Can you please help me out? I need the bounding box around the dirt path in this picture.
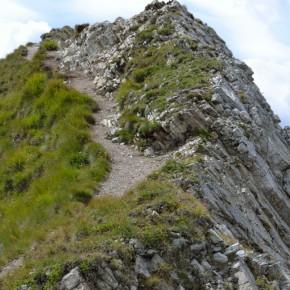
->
[0,258,23,280]
[44,50,166,196]
[68,74,166,196]
[26,44,39,61]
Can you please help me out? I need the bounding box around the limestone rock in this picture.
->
[134,256,150,278]
[208,229,223,244]
[213,253,228,264]
[60,267,89,290]
[225,243,240,256]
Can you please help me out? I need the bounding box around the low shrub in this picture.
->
[42,39,59,51]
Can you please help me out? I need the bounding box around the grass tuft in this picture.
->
[42,40,59,51]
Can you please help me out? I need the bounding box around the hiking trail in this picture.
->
[44,49,166,196]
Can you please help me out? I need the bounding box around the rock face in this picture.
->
[31,229,270,290]
[39,0,290,288]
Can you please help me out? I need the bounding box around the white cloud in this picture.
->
[70,0,153,21]
[0,20,51,58]
[185,0,290,125]
[0,0,37,21]
[0,0,50,58]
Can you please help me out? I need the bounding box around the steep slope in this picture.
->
[56,0,290,287]
[58,0,290,263]
[2,0,290,289]
[0,43,109,278]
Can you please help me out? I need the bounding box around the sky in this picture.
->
[1,0,290,125]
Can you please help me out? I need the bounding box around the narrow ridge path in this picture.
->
[68,73,166,196]
[25,44,39,61]
[1,45,167,281]
[44,49,166,196]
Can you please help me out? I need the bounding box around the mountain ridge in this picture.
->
[1,1,290,289]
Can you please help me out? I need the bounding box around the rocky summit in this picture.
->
[1,0,290,289]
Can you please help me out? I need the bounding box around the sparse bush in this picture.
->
[42,39,59,51]
[136,25,157,43]
[72,190,93,204]
[159,23,174,36]
[132,67,153,83]
[145,275,162,288]
[162,160,187,174]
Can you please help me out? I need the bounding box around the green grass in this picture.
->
[0,46,43,97]
[42,39,58,51]
[136,25,157,43]
[0,45,109,269]
[0,160,209,289]
[117,111,160,146]
[256,276,273,290]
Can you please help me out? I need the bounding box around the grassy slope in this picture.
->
[0,44,109,268]
[2,158,209,289]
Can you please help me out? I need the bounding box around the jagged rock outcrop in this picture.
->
[34,0,290,288]
[54,229,261,290]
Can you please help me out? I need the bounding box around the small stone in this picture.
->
[208,229,223,244]
[213,252,228,264]
[101,119,113,128]
[150,254,164,272]
[170,232,181,238]
[211,93,222,104]
[273,114,281,123]
[212,245,222,253]
[236,250,246,258]
[191,259,205,274]
[232,261,240,270]
[190,242,206,252]
[146,249,157,257]
[135,256,150,278]
[74,283,90,290]
[18,286,30,290]
[144,147,155,157]
[129,239,144,251]
[225,243,240,256]
[237,142,248,154]
[172,237,187,249]
[201,260,212,271]
[239,111,251,123]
